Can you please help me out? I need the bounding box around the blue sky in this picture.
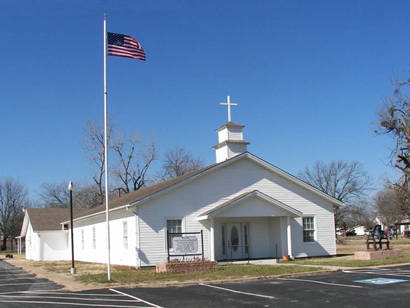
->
[1,0,409,200]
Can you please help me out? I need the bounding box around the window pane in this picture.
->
[222,225,225,255]
[244,225,249,254]
[123,221,128,250]
[92,227,96,249]
[303,217,315,242]
[81,229,84,250]
[167,220,182,233]
[167,219,182,249]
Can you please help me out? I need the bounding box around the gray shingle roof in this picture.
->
[70,163,217,220]
[26,208,88,231]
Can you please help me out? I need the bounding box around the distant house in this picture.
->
[20,119,341,266]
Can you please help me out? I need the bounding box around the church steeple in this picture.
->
[213,96,249,163]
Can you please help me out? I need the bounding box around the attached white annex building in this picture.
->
[20,101,341,266]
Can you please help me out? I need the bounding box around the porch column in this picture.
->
[210,218,215,261]
[287,217,293,258]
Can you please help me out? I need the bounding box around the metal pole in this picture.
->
[103,13,111,281]
[200,230,204,261]
[68,182,76,274]
[167,231,170,262]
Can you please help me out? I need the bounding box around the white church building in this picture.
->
[20,100,341,266]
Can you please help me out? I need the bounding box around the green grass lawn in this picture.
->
[279,237,410,268]
[74,264,323,285]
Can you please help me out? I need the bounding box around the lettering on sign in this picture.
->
[173,236,198,254]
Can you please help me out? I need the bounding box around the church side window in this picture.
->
[303,217,315,242]
[81,229,84,250]
[167,219,182,249]
[221,225,225,256]
[92,227,96,249]
[123,221,128,250]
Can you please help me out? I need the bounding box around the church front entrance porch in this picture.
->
[213,217,286,261]
[197,190,303,261]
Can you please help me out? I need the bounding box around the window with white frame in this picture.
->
[92,227,96,249]
[167,219,182,249]
[81,229,84,250]
[123,221,128,250]
[303,217,315,242]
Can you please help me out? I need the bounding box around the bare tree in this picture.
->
[155,146,203,182]
[111,134,157,193]
[338,203,375,231]
[376,76,410,183]
[299,160,372,229]
[0,179,27,250]
[40,182,102,208]
[131,138,156,191]
[84,120,112,204]
[374,184,407,226]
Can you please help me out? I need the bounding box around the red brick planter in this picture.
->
[354,249,402,260]
[156,260,218,273]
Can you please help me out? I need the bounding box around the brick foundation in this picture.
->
[354,249,402,260]
[156,260,218,273]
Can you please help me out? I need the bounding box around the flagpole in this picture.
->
[103,13,111,281]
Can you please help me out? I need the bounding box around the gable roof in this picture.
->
[23,208,88,232]
[66,152,343,223]
[198,190,303,219]
[62,163,217,223]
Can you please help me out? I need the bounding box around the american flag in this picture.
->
[107,32,146,61]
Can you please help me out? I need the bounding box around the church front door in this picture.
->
[223,223,249,260]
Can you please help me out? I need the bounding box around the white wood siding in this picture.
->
[25,222,69,261]
[39,231,70,261]
[217,129,229,143]
[136,157,335,265]
[50,156,336,266]
[72,209,137,266]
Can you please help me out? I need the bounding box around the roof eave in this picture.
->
[60,204,132,224]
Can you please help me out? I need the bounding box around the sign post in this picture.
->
[167,230,204,261]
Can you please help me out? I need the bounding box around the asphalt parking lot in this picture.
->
[116,265,410,307]
[0,260,160,308]
[1,259,410,307]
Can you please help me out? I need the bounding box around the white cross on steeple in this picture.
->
[219,95,238,122]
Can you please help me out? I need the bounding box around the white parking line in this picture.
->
[277,278,363,288]
[0,290,61,295]
[0,273,34,277]
[0,282,53,287]
[343,270,410,278]
[199,283,275,299]
[0,277,37,281]
[0,300,151,307]
[110,288,163,308]
[0,294,138,302]
[15,290,124,296]
[0,271,24,273]
[366,269,410,274]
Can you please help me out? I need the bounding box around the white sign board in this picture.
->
[172,236,199,254]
